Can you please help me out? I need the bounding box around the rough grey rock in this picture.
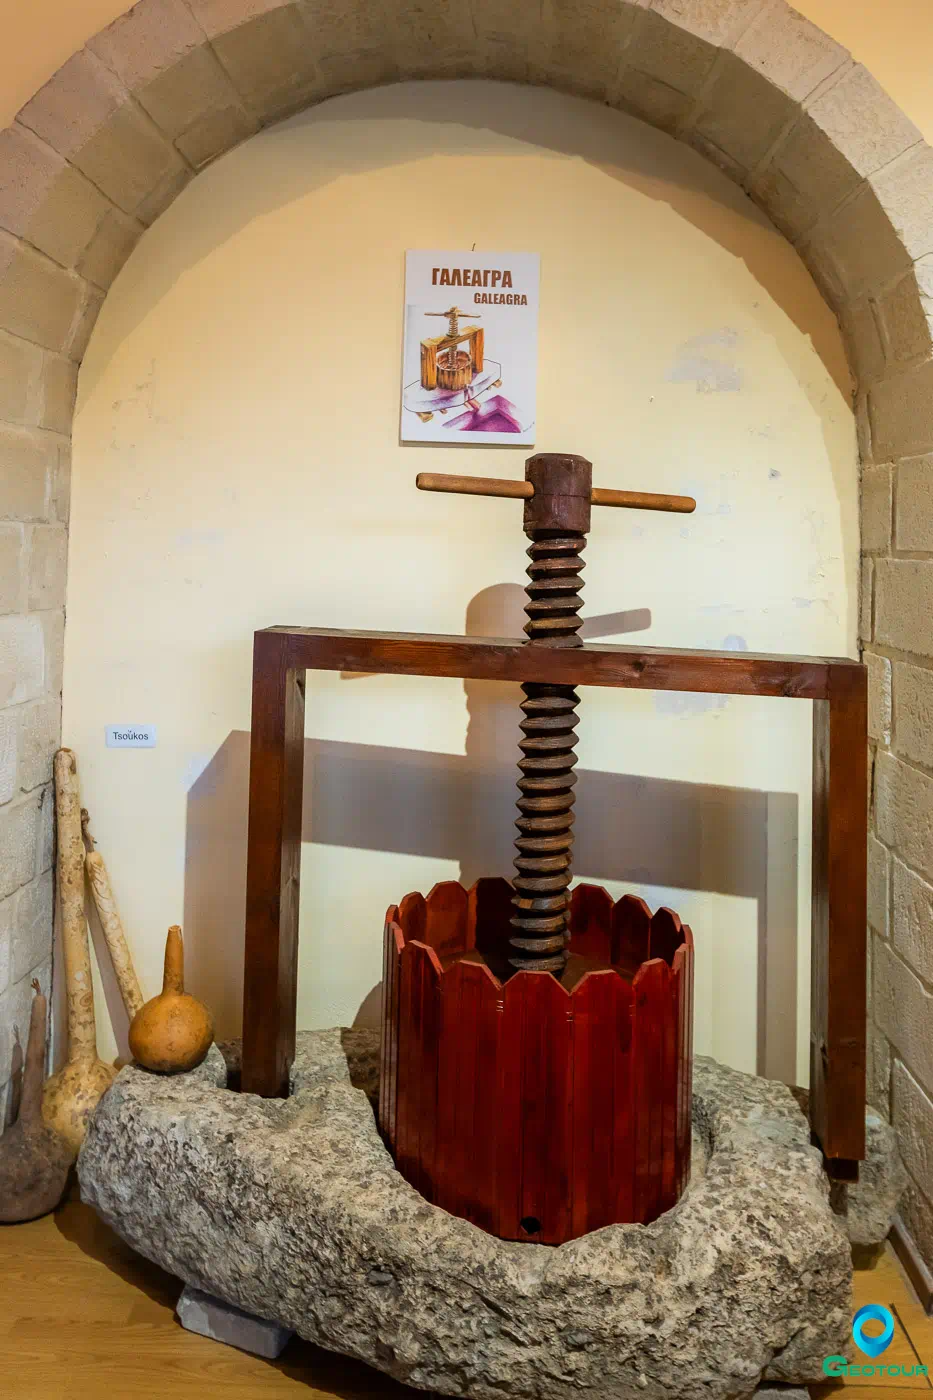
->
[845,1110,908,1247]
[790,1086,906,1247]
[177,1283,294,1357]
[79,1031,851,1400]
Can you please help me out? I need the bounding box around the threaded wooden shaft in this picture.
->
[509,531,585,971]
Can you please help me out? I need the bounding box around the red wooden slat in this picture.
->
[612,972,636,1225]
[379,911,389,1137]
[632,959,667,1223]
[659,958,679,1213]
[378,907,396,1138]
[384,922,404,1149]
[570,970,594,1241]
[683,925,695,1192]
[542,971,575,1245]
[458,959,501,1232]
[398,890,427,945]
[415,942,441,1200]
[571,970,624,1236]
[395,941,441,1195]
[519,971,573,1244]
[649,906,683,966]
[496,970,526,1239]
[675,945,687,1198]
[435,954,464,1219]
[612,893,652,975]
[569,884,614,964]
[425,881,469,958]
[447,959,479,1221]
[470,876,513,959]
[391,924,404,1148]
[652,960,674,1220]
[394,940,418,1182]
[673,938,690,1197]
[518,971,550,1242]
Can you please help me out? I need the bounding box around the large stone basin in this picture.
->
[79,1029,862,1400]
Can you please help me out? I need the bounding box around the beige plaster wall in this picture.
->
[62,81,857,1086]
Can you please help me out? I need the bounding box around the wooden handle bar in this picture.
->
[591,487,695,513]
[415,472,695,514]
[418,472,531,500]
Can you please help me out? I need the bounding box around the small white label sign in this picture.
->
[106,724,157,749]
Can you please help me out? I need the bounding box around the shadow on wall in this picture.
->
[183,584,799,1083]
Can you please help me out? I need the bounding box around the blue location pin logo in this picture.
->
[852,1305,895,1358]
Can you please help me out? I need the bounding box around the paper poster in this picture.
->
[400,250,539,445]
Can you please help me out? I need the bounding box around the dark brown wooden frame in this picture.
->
[241,626,868,1174]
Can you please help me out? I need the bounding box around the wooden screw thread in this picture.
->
[521,533,586,648]
[509,530,585,971]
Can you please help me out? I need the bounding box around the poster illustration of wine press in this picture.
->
[401,250,540,445]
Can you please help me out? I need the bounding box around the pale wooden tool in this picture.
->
[82,810,145,1020]
[42,750,116,1154]
[415,471,696,514]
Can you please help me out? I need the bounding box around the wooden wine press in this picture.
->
[420,306,484,393]
[240,449,869,1230]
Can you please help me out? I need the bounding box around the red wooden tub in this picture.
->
[379,878,693,1245]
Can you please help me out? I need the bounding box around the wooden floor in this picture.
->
[2,1189,931,1400]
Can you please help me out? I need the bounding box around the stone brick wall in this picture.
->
[0,0,932,1266]
[0,306,69,1124]
[865,489,933,1261]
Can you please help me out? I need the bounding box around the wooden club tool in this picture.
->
[42,750,117,1154]
[417,455,695,974]
[81,810,145,1021]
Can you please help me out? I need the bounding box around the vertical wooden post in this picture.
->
[810,663,868,1174]
[421,341,438,390]
[242,631,305,1097]
[470,326,484,375]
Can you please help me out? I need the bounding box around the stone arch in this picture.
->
[0,0,929,1245]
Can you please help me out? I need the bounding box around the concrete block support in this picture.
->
[176,1285,294,1358]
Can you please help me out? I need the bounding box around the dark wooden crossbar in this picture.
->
[241,626,867,1176]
